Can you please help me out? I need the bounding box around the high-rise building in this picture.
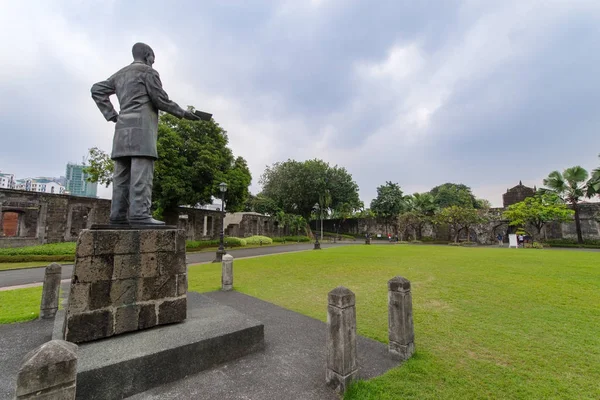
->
[65,163,98,198]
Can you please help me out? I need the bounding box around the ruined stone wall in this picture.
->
[0,189,110,248]
[314,203,600,244]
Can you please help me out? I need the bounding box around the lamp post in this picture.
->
[314,203,321,250]
[214,182,228,263]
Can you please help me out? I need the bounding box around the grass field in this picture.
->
[0,286,42,324]
[187,246,600,400]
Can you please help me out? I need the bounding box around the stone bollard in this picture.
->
[222,254,234,291]
[40,263,62,319]
[15,340,78,400]
[326,286,358,394]
[388,276,415,361]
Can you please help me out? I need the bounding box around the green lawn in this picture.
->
[187,246,600,400]
[0,286,42,323]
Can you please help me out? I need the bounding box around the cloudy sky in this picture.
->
[2,0,600,207]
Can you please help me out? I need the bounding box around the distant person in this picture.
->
[497,233,503,247]
[518,234,524,248]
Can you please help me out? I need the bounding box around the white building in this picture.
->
[0,172,15,189]
[15,178,65,194]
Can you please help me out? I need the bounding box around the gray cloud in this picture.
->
[1,0,599,206]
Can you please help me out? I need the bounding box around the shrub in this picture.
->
[186,240,221,251]
[245,236,273,245]
[410,240,423,244]
[272,236,310,243]
[224,237,247,247]
[542,238,600,248]
[0,255,74,263]
[0,242,76,256]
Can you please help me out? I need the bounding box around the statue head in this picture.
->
[132,42,155,67]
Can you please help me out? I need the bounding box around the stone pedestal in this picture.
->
[388,276,415,361]
[326,286,358,394]
[62,228,187,343]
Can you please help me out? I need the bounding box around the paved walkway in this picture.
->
[0,242,358,289]
[0,291,399,400]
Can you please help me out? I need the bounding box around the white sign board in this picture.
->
[508,234,518,248]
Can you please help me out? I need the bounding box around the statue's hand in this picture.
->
[183,111,201,121]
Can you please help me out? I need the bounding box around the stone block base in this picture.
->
[53,292,264,400]
[389,341,415,361]
[326,368,358,394]
[62,228,187,343]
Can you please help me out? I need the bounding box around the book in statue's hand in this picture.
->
[194,110,213,121]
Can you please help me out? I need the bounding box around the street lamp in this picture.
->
[214,182,228,262]
[313,203,321,250]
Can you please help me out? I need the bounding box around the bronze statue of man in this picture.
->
[91,42,200,225]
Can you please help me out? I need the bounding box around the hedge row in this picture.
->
[272,236,311,243]
[0,242,77,256]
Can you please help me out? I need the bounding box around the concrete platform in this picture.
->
[54,292,264,400]
[129,291,400,400]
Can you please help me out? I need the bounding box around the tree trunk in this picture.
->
[573,203,584,244]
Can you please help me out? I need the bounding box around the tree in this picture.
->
[586,154,600,199]
[435,206,486,243]
[429,183,479,209]
[83,147,114,187]
[403,192,437,239]
[85,113,251,219]
[542,166,589,244]
[259,159,361,225]
[370,182,405,234]
[503,194,574,242]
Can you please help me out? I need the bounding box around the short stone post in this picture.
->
[326,286,358,394]
[388,276,415,361]
[40,263,62,319]
[15,340,78,399]
[222,254,233,291]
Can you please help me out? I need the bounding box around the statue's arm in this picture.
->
[91,79,118,122]
[144,69,186,118]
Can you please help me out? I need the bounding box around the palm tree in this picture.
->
[403,192,438,239]
[586,154,600,199]
[542,166,589,244]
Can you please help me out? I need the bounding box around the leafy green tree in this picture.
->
[370,182,406,233]
[430,183,479,209]
[259,159,361,224]
[435,205,486,243]
[542,166,589,244]
[85,113,251,219]
[503,194,574,242]
[83,147,114,187]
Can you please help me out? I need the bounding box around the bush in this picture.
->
[272,236,311,243]
[447,241,477,247]
[410,240,423,244]
[245,236,273,245]
[186,237,246,251]
[542,238,600,248]
[529,242,544,249]
[224,237,247,247]
[0,242,76,256]
[186,240,221,251]
[0,255,74,263]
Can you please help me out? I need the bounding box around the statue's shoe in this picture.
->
[129,218,166,225]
